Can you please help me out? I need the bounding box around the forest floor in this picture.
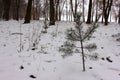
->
[0,20,120,80]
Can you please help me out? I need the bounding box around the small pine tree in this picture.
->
[59,41,75,58]
[60,13,98,71]
[42,18,49,33]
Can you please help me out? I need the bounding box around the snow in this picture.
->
[0,20,120,80]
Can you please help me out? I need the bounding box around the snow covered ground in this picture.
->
[0,20,120,80]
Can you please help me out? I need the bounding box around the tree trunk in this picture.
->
[91,1,95,22]
[32,0,35,20]
[70,0,74,16]
[49,0,55,25]
[118,4,120,24]
[0,0,3,19]
[95,0,98,22]
[80,40,85,71]
[13,0,20,20]
[82,0,85,22]
[74,0,78,16]
[24,0,32,23]
[58,6,61,21]
[66,0,68,21]
[103,0,113,25]
[86,0,92,24]
[102,14,104,23]
[55,0,60,21]
[70,0,78,21]
[104,15,108,25]
[16,0,20,20]
[79,23,85,71]
[3,0,11,21]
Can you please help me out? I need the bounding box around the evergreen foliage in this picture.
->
[59,41,75,58]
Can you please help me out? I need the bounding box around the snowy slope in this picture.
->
[0,20,120,80]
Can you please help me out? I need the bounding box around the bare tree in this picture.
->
[82,0,85,22]
[2,0,11,21]
[35,0,41,20]
[70,0,79,21]
[95,0,98,22]
[86,0,92,24]
[119,4,120,24]
[0,0,3,19]
[103,0,113,25]
[32,0,35,20]
[24,0,33,23]
[91,0,95,22]
[58,0,66,21]
[42,0,49,20]
[11,0,20,20]
[49,0,55,25]
[55,0,60,21]
[32,0,40,20]
[16,0,20,20]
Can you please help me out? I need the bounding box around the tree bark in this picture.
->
[24,0,32,23]
[0,0,3,19]
[16,0,20,20]
[3,0,11,21]
[86,0,92,24]
[49,0,55,25]
[95,0,98,22]
[70,0,74,15]
[82,0,85,22]
[118,4,120,24]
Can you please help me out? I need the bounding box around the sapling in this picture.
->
[61,13,98,71]
[19,20,23,52]
[29,23,42,51]
[42,18,49,33]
